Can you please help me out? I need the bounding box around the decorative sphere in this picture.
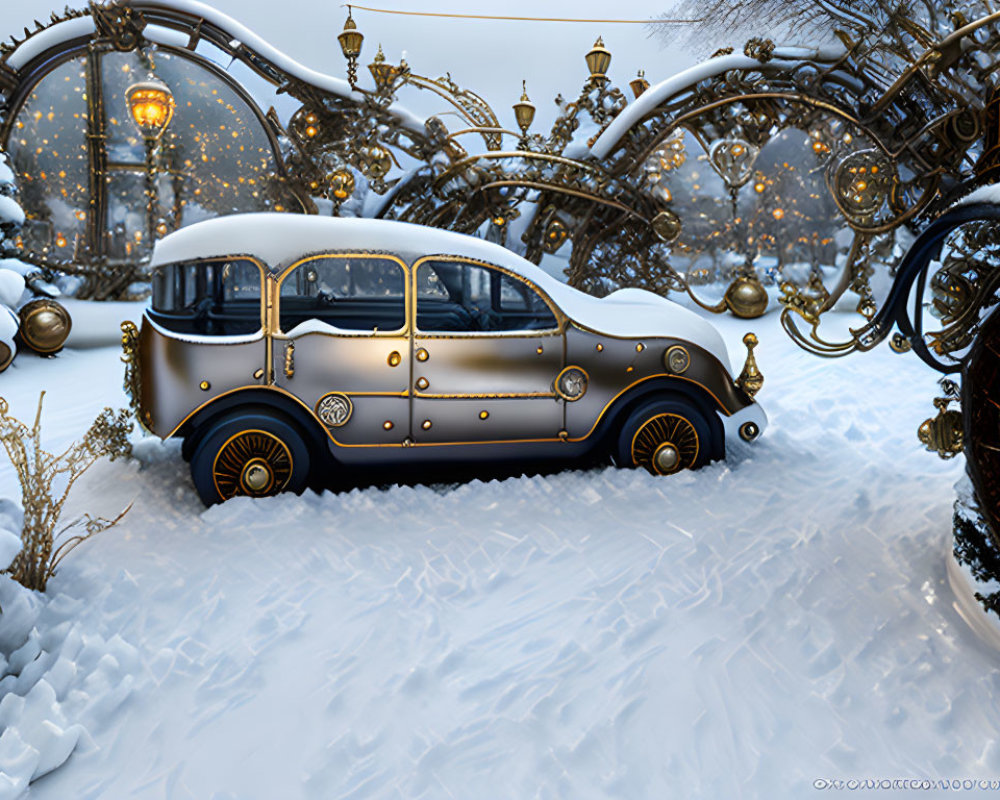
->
[724,277,768,319]
[19,299,72,354]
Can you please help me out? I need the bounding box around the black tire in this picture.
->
[189,410,312,505]
[614,398,721,475]
[181,433,197,463]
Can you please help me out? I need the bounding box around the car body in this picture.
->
[123,213,766,504]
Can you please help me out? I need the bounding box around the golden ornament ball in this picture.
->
[724,277,768,319]
[19,298,72,354]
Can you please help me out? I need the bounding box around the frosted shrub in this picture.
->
[0,392,133,592]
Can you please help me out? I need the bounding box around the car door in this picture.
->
[410,256,565,445]
[271,253,411,447]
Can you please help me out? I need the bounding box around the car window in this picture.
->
[150,258,262,335]
[415,260,557,333]
[280,256,405,333]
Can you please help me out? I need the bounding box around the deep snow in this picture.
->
[0,306,995,798]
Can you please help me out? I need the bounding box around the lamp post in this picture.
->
[126,76,175,247]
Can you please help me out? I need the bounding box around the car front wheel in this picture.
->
[189,410,312,505]
[614,399,719,475]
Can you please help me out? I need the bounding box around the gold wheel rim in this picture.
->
[631,413,699,475]
[212,430,293,499]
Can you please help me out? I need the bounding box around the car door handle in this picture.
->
[284,341,295,379]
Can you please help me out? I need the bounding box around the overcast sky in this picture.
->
[0,0,743,129]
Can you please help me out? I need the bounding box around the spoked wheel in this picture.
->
[630,413,700,475]
[213,430,293,498]
[189,410,311,505]
[615,399,721,475]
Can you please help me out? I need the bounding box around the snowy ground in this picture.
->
[0,306,998,798]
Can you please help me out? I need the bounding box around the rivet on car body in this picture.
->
[636,343,645,353]
[536,346,543,354]
[387,350,402,367]
[558,429,569,440]
[416,377,429,390]
[479,411,489,420]
[596,343,604,352]
[416,348,429,362]
[422,420,432,430]
[383,420,394,430]
[626,366,634,373]
[199,380,210,390]
[253,368,264,380]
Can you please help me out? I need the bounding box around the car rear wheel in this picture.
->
[189,410,311,505]
[614,399,719,475]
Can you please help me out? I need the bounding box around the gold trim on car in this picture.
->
[566,372,733,444]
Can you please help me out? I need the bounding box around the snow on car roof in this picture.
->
[153,212,550,275]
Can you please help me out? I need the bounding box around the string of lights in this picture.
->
[341,4,703,25]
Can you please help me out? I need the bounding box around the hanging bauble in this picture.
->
[651,210,682,243]
[708,138,760,189]
[542,218,569,253]
[832,149,894,221]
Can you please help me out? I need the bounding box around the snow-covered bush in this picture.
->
[0,394,133,592]
[0,151,27,369]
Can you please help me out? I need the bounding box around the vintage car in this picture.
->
[122,213,766,505]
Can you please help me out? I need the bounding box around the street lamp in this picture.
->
[126,76,175,247]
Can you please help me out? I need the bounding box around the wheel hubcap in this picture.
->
[241,459,274,494]
[653,442,681,474]
[631,413,700,475]
[213,430,293,499]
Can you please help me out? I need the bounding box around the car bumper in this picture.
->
[719,402,768,450]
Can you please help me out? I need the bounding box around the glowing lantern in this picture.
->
[338,11,364,59]
[126,78,175,140]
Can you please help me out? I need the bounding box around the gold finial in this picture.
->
[373,43,385,63]
[736,332,763,398]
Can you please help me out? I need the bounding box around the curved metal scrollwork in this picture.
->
[1,0,1000,346]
